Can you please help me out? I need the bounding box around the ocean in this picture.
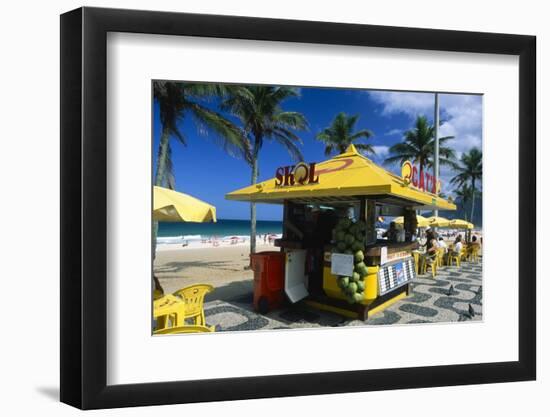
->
[157,219,282,244]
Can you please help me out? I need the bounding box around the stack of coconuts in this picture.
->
[332,217,368,304]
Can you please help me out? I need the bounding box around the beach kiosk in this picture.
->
[226,145,456,320]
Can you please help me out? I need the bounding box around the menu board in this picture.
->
[331,253,354,276]
[378,257,416,295]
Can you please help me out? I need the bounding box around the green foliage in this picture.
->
[451,147,483,223]
[221,85,308,253]
[153,82,248,188]
[384,115,456,174]
[316,112,375,156]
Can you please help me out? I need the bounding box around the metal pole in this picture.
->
[434,93,440,217]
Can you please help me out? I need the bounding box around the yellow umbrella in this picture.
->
[394,215,430,228]
[153,186,217,223]
[449,219,474,229]
[426,216,451,227]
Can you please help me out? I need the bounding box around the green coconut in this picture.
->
[338,276,350,289]
[336,241,346,252]
[339,218,352,229]
[357,280,365,292]
[353,292,364,303]
[351,272,361,282]
[354,250,364,263]
[351,241,363,252]
[347,282,358,294]
[346,293,356,304]
[355,262,368,277]
[335,230,346,241]
[344,234,355,245]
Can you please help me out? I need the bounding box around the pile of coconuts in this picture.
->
[332,217,368,304]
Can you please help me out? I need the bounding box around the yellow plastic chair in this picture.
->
[420,255,437,278]
[412,251,420,275]
[436,248,446,268]
[154,294,187,330]
[460,247,468,262]
[173,284,214,326]
[468,245,481,262]
[154,325,214,335]
[449,250,461,267]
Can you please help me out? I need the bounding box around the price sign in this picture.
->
[331,253,354,276]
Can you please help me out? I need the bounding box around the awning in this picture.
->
[226,145,456,211]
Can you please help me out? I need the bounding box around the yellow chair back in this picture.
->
[173,284,214,326]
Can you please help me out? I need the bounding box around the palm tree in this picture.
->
[384,115,456,176]
[451,147,483,223]
[152,82,248,275]
[153,81,246,188]
[316,112,375,156]
[222,86,308,253]
[454,184,473,221]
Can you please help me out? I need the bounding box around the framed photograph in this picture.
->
[60,6,536,410]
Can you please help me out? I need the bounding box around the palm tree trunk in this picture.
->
[154,127,170,187]
[470,179,476,225]
[250,157,258,254]
[152,127,170,263]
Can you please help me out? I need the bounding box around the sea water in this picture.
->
[157,219,282,244]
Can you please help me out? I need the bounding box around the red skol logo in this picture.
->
[274,162,320,187]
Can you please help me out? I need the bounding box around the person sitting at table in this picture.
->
[424,230,438,266]
[450,235,463,257]
[382,222,398,242]
[437,237,448,251]
[468,235,481,255]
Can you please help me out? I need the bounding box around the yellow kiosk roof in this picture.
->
[226,145,456,211]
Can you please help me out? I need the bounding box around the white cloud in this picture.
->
[369,91,483,195]
[384,128,402,136]
[372,145,389,156]
[370,91,434,117]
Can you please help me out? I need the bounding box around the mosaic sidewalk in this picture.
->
[203,260,483,331]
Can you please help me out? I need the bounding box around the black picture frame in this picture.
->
[60,6,536,410]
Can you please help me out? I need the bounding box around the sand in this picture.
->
[154,243,275,301]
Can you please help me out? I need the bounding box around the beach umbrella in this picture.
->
[394,215,430,228]
[426,216,451,228]
[449,219,474,229]
[153,186,217,223]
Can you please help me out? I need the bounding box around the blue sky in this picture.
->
[153,87,482,221]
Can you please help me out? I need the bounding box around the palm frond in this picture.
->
[271,132,304,162]
[354,143,376,155]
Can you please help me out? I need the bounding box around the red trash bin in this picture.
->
[249,251,286,314]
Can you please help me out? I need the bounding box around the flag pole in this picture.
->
[434,92,440,217]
